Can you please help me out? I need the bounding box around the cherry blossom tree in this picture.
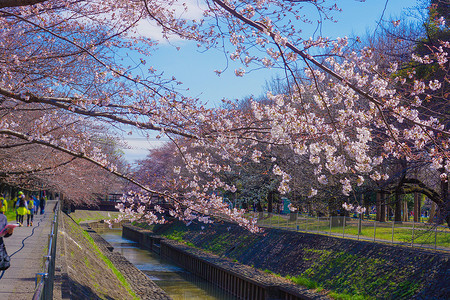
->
[0,100,127,203]
[0,0,448,230]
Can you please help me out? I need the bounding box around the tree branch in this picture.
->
[0,0,48,8]
[212,0,450,141]
[0,85,199,140]
[0,156,77,176]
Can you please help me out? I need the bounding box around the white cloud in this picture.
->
[121,137,167,163]
[133,0,207,43]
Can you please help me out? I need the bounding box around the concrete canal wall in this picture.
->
[123,224,327,300]
[150,220,450,300]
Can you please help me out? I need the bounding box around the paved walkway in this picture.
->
[0,200,57,300]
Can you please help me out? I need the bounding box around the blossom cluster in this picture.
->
[342,202,366,214]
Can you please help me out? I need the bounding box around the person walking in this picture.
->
[0,196,7,215]
[15,192,25,223]
[26,196,34,227]
[33,195,40,215]
[16,193,28,227]
[39,195,46,215]
[0,204,14,271]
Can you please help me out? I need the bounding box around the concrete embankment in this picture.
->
[53,213,170,300]
[147,220,449,300]
[123,224,329,300]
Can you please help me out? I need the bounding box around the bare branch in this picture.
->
[0,0,48,9]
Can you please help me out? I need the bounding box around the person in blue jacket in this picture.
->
[39,196,46,215]
[33,196,40,215]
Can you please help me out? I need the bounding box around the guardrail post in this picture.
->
[43,255,51,265]
[35,272,48,287]
[329,216,332,236]
[391,221,395,244]
[435,226,438,251]
[373,221,376,242]
[358,218,361,240]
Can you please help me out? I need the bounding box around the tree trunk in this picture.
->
[402,199,409,222]
[256,201,263,212]
[428,202,437,223]
[290,212,297,221]
[380,193,386,222]
[365,202,370,219]
[414,192,421,222]
[267,192,273,214]
[259,211,264,220]
[394,192,402,222]
[440,201,450,227]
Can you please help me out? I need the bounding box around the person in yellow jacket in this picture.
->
[16,192,27,227]
[0,196,7,214]
[26,196,35,226]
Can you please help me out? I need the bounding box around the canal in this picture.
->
[97,228,235,300]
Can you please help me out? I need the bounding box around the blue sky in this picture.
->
[121,0,421,163]
[148,0,420,105]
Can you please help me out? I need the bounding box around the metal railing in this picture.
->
[253,211,449,252]
[32,201,59,300]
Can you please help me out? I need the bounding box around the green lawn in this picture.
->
[4,209,17,222]
[69,210,120,224]
[255,213,450,249]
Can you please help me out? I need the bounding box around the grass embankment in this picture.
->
[62,213,139,299]
[284,249,420,300]
[142,221,435,300]
[155,224,358,298]
[80,228,139,300]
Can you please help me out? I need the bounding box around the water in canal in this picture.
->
[98,228,235,300]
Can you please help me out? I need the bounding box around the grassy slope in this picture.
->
[61,213,138,299]
[147,221,448,300]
